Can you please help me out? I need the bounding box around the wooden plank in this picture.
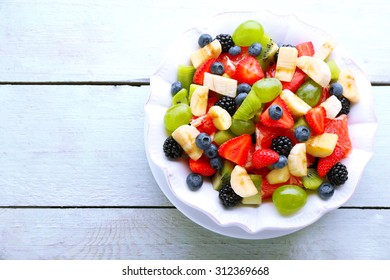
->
[0,0,388,83]
[0,85,386,206]
[0,208,389,259]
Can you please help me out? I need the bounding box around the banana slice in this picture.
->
[172,125,202,161]
[208,105,232,130]
[230,165,258,197]
[280,89,311,117]
[190,85,209,116]
[266,166,290,184]
[296,56,331,87]
[287,143,307,177]
[313,40,336,61]
[190,40,222,69]
[275,47,298,82]
[320,95,342,119]
[203,72,237,98]
[338,69,360,103]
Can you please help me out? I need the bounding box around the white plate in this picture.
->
[145,10,377,239]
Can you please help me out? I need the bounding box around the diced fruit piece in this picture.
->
[172,88,189,105]
[338,69,360,103]
[324,115,352,154]
[275,47,298,82]
[296,80,322,107]
[164,103,193,134]
[216,53,236,77]
[296,41,315,57]
[213,130,235,145]
[317,144,346,177]
[177,65,196,90]
[252,77,282,103]
[320,95,342,119]
[232,20,264,46]
[193,58,216,85]
[208,105,232,130]
[241,174,262,205]
[257,35,279,70]
[190,39,222,69]
[266,64,307,93]
[190,85,209,116]
[280,89,311,117]
[230,118,256,136]
[287,143,307,177]
[218,134,252,166]
[296,56,331,87]
[306,133,338,157]
[189,155,216,177]
[313,40,336,61]
[327,60,341,80]
[273,185,307,215]
[211,159,235,190]
[252,149,279,169]
[266,166,290,184]
[230,165,259,197]
[302,168,323,190]
[233,89,262,121]
[190,114,217,135]
[203,72,237,97]
[305,106,326,135]
[260,97,294,129]
[233,56,264,85]
[172,125,202,161]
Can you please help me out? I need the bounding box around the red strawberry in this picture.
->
[251,149,279,169]
[317,86,330,106]
[216,54,236,77]
[255,123,296,150]
[317,145,346,177]
[296,41,315,57]
[233,56,264,85]
[193,58,216,85]
[259,97,294,129]
[189,155,216,177]
[265,64,306,93]
[218,134,252,166]
[207,91,219,111]
[305,106,326,135]
[190,114,217,135]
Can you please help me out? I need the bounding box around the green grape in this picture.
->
[232,20,264,46]
[230,118,256,136]
[171,88,189,105]
[272,185,307,215]
[326,60,341,81]
[163,103,192,134]
[233,90,263,121]
[296,80,322,107]
[252,78,282,103]
[213,130,236,146]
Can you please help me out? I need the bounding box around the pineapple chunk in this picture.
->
[306,133,338,157]
[266,166,290,184]
[275,47,298,82]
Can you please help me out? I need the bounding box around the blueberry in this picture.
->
[210,157,223,171]
[272,155,288,169]
[198,34,213,48]
[171,81,182,96]
[204,144,218,158]
[237,83,251,94]
[329,82,343,98]
[195,133,212,150]
[318,182,335,199]
[235,92,247,106]
[268,105,283,120]
[186,173,203,191]
[294,126,311,142]
[210,62,224,75]
[248,42,262,57]
[228,45,241,56]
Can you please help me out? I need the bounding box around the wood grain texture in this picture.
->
[0,208,389,260]
[0,85,386,207]
[0,0,388,83]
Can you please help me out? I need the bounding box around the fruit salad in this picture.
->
[162,19,359,215]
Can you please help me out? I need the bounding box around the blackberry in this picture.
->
[215,96,236,116]
[271,136,293,157]
[215,34,235,53]
[337,96,351,116]
[327,162,348,186]
[219,183,241,208]
[163,136,183,159]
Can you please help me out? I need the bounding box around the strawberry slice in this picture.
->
[252,149,279,169]
[255,123,296,150]
[259,97,294,129]
[190,114,217,135]
[265,64,306,93]
[233,56,264,85]
[317,144,346,177]
[218,134,252,166]
[296,41,315,57]
[216,54,236,77]
[189,155,216,177]
[193,58,216,85]
[305,106,326,135]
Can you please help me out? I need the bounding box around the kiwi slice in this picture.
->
[212,160,235,191]
[242,174,262,205]
[172,88,189,105]
[257,34,279,71]
[326,60,341,81]
[177,65,196,90]
[213,130,236,146]
[233,90,263,121]
[302,168,323,190]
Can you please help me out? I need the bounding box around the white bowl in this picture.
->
[145,10,377,239]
